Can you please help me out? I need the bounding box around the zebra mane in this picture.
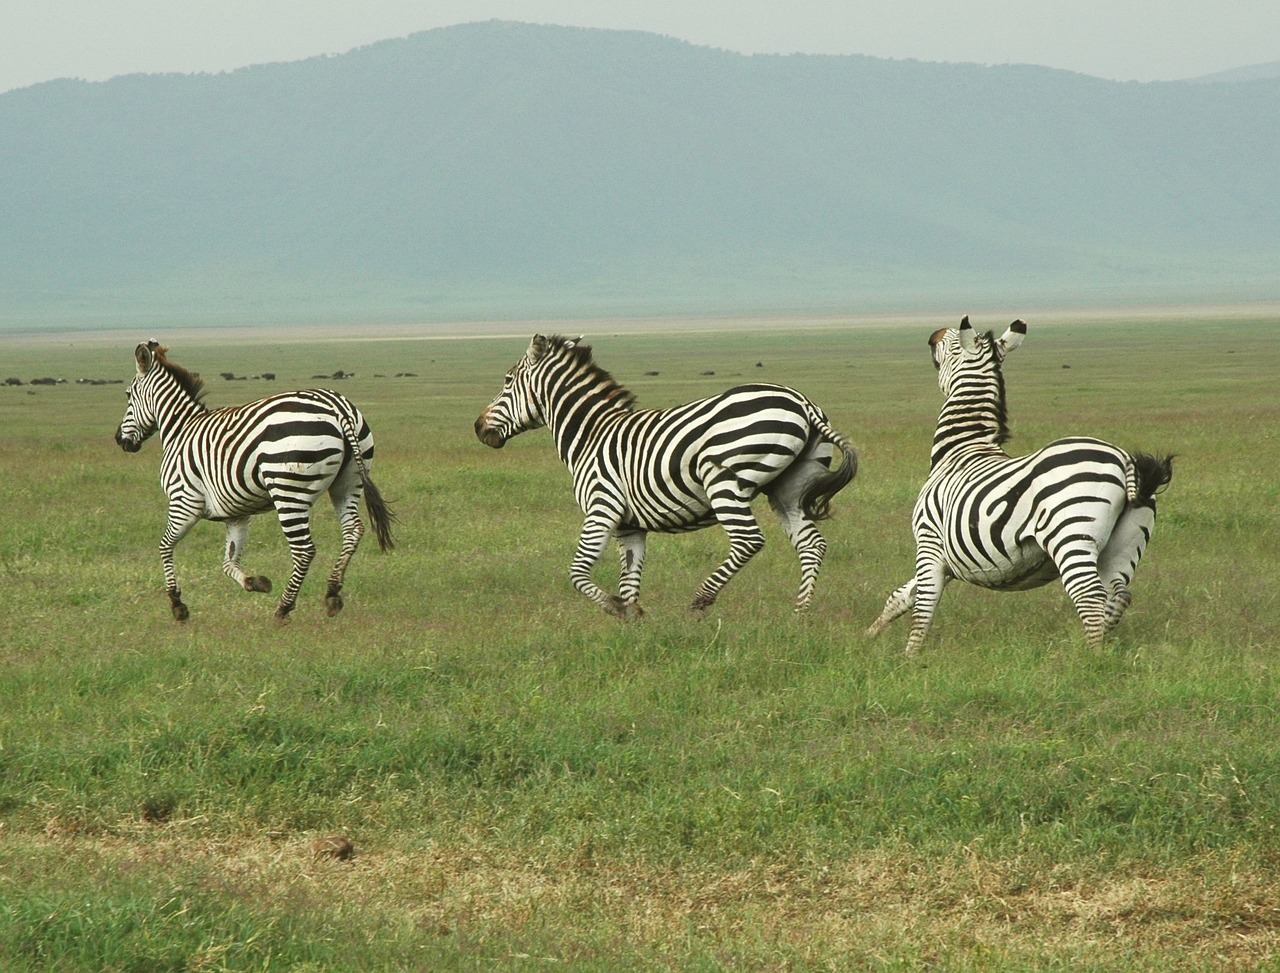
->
[151,345,209,407]
[978,330,1012,447]
[549,335,638,411]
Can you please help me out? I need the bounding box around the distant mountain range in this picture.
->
[2,21,1277,327]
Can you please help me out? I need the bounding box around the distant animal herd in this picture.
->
[92,319,1173,653]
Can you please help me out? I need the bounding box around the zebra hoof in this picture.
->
[171,603,190,622]
[621,602,644,621]
[324,593,344,617]
[244,576,272,593]
[273,605,294,626]
[602,595,629,618]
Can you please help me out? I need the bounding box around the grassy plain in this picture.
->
[1,311,1278,970]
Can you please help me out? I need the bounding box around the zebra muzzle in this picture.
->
[115,428,142,452]
[474,416,505,449]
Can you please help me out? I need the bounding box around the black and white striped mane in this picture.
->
[548,335,638,411]
[969,329,1012,447]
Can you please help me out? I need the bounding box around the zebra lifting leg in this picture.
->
[321,471,371,617]
[221,517,273,594]
[569,509,641,619]
[690,469,767,613]
[866,577,916,639]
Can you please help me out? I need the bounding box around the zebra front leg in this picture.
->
[615,529,647,620]
[323,486,367,616]
[866,577,916,637]
[570,511,630,617]
[222,517,272,594]
[159,500,201,622]
[691,475,765,612]
[900,539,949,655]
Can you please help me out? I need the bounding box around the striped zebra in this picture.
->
[867,317,1173,654]
[114,341,395,622]
[474,334,857,617]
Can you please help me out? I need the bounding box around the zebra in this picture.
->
[474,334,857,617]
[867,317,1173,654]
[114,341,395,622]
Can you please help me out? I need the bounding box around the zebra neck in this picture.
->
[156,397,208,447]
[930,394,1010,466]
[546,387,629,467]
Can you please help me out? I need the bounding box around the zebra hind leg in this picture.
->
[222,517,272,594]
[767,499,828,612]
[1054,552,1109,650]
[1098,502,1157,635]
[272,500,317,624]
[691,473,765,613]
[323,485,367,616]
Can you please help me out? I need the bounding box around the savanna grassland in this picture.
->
[1,311,1278,971]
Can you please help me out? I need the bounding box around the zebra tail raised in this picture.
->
[1130,452,1174,506]
[799,409,859,522]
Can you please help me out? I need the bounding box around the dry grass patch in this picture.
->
[10,833,1280,969]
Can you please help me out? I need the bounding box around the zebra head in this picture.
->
[115,341,165,452]
[928,316,1027,391]
[475,334,583,448]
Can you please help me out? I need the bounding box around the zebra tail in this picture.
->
[336,405,397,552]
[799,415,859,522]
[1130,452,1175,506]
[361,472,397,552]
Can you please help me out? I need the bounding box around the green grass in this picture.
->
[1,311,1279,970]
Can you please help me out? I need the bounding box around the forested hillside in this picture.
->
[2,21,1276,325]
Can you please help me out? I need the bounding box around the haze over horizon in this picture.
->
[3,21,1276,329]
[3,1,1278,94]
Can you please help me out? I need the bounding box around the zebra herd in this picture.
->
[115,319,1173,652]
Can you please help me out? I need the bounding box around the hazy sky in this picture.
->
[3,0,1278,94]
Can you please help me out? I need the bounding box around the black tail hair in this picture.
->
[800,441,858,522]
[361,473,397,552]
[1132,452,1174,503]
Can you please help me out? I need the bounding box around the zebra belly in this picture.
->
[619,491,717,533]
[948,538,1058,591]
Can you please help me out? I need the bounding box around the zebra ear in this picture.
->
[134,343,155,375]
[957,316,978,353]
[996,320,1027,358]
[529,334,550,361]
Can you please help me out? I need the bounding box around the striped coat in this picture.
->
[116,341,394,621]
[476,334,857,616]
[867,318,1172,653]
